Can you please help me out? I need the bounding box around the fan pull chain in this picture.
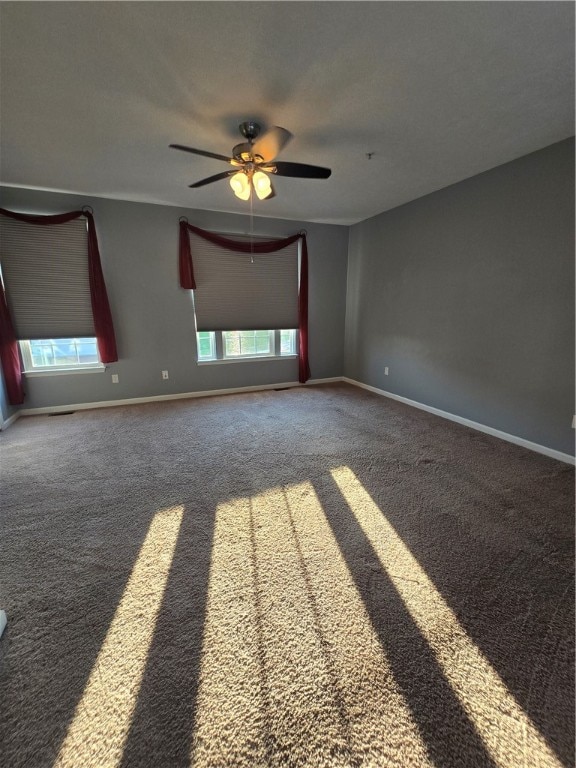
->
[249,185,254,263]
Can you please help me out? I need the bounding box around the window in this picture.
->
[280,329,297,356]
[224,330,273,358]
[197,329,297,363]
[197,331,217,361]
[0,215,111,376]
[19,338,103,373]
[188,231,300,364]
[0,217,96,339]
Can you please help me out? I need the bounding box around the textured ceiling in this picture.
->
[0,2,574,225]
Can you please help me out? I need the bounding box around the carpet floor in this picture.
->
[0,383,573,768]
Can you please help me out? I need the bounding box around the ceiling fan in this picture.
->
[170,121,331,200]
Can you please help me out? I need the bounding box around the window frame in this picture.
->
[222,330,275,360]
[196,329,297,364]
[19,338,105,376]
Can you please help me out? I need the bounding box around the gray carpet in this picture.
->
[0,383,573,768]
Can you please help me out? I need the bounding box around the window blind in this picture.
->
[190,232,299,332]
[0,216,95,339]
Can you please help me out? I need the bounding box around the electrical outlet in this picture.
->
[384,367,389,375]
[111,374,119,384]
[162,370,169,380]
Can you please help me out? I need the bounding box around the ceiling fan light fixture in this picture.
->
[253,171,272,200]
[230,171,251,200]
[171,122,331,199]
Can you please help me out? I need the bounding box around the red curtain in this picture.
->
[179,221,310,383]
[298,236,311,383]
[0,208,118,405]
[0,280,24,405]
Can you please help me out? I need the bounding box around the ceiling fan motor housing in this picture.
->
[232,142,255,162]
[239,121,261,141]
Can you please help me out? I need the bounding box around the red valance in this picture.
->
[179,221,310,383]
[0,207,118,405]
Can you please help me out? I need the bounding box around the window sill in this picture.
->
[197,355,297,366]
[23,366,106,377]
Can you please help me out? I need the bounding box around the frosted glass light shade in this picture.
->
[253,171,272,200]
[230,172,251,200]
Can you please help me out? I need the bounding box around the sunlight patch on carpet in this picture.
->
[330,465,562,768]
[53,505,184,768]
[190,484,430,767]
[189,495,266,767]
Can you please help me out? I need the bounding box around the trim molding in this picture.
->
[304,377,343,385]
[343,377,575,466]
[17,378,338,417]
[0,411,21,431]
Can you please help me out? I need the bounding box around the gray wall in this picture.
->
[345,138,575,455]
[0,187,349,410]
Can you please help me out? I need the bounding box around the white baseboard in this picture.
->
[17,378,335,417]
[343,377,575,466]
[0,411,21,431]
[305,377,343,385]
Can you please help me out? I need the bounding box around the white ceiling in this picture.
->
[1,2,573,225]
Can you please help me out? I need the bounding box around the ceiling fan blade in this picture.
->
[188,170,237,188]
[271,161,331,179]
[170,144,234,164]
[251,127,292,162]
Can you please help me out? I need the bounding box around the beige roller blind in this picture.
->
[0,216,95,339]
[190,232,299,332]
